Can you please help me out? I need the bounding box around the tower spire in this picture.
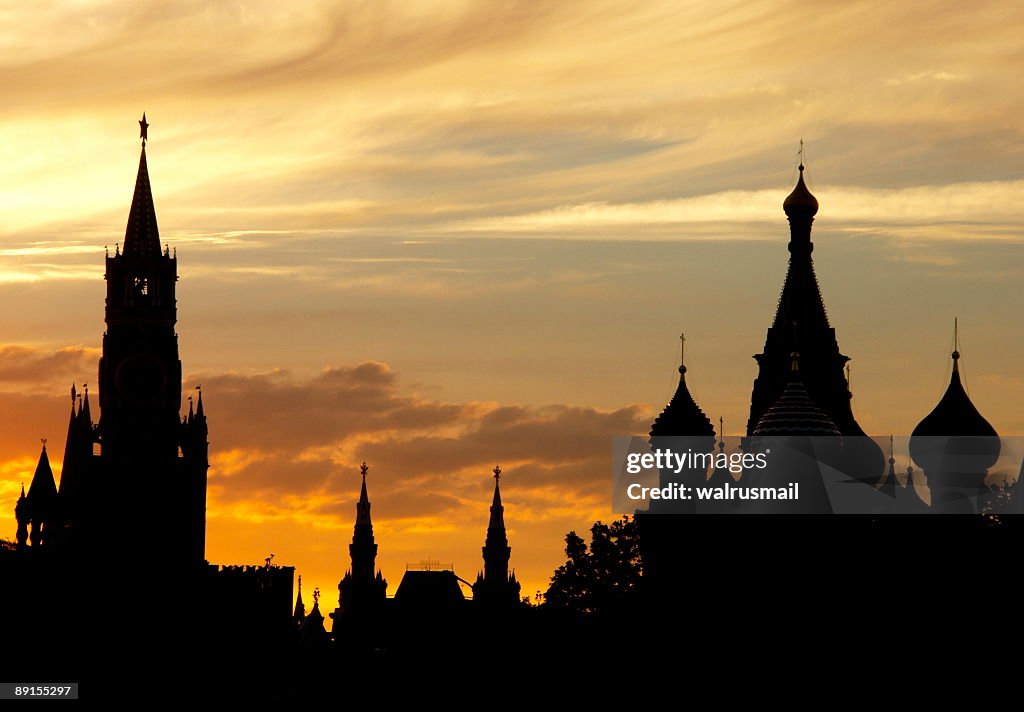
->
[123,114,161,260]
[952,317,960,372]
[293,574,306,624]
[357,461,370,523]
[489,465,504,529]
[335,461,387,620]
[474,465,520,606]
[746,151,879,486]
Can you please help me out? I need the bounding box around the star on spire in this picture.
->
[139,113,149,145]
[493,465,501,481]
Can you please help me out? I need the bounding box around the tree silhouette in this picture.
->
[544,516,641,614]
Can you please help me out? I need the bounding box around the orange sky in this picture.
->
[1,1,1023,605]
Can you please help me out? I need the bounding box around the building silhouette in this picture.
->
[3,120,295,691]
[637,156,1011,616]
[3,128,1020,691]
[472,466,521,606]
[326,461,523,649]
[5,123,525,670]
[910,334,1001,513]
[12,118,208,566]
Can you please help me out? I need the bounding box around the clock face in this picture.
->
[115,355,167,403]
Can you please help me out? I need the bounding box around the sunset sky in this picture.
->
[1,1,1023,604]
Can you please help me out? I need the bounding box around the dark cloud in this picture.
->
[193,361,650,522]
[197,362,476,452]
[0,345,98,392]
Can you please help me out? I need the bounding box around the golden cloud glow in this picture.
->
[0,1,1022,603]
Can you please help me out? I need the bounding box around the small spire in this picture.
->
[487,466,507,532]
[195,385,204,418]
[293,574,306,622]
[123,123,162,260]
[139,112,149,146]
[889,434,895,466]
[649,334,715,440]
[952,317,960,366]
[357,462,371,518]
[718,416,725,451]
[679,332,686,373]
[187,395,194,423]
[783,143,819,219]
[70,383,77,405]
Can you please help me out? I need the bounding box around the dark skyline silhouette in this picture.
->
[3,119,1023,700]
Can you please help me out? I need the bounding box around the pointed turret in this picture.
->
[356,462,371,527]
[123,115,162,261]
[59,386,79,498]
[293,574,306,625]
[80,383,91,424]
[473,465,521,607]
[299,587,328,647]
[27,443,58,507]
[650,333,715,441]
[334,462,387,622]
[26,442,58,547]
[15,484,28,549]
[707,417,733,488]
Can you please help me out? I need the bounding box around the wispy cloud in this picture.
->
[449,181,1024,238]
[886,70,967,86]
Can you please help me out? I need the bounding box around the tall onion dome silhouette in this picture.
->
[746,154,883,485]
[647,334,716,512]
[910,326,999,512]
[649,334,716,443]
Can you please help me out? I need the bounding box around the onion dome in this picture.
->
[753,353,840,437]
[783,164,819,218]
[910,345,999,472]
[649,336,715,441]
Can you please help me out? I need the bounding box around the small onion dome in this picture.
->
[910,350,999,472]
[649,363,715,441]
[753,353,840,437]
[783,164,819,218]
